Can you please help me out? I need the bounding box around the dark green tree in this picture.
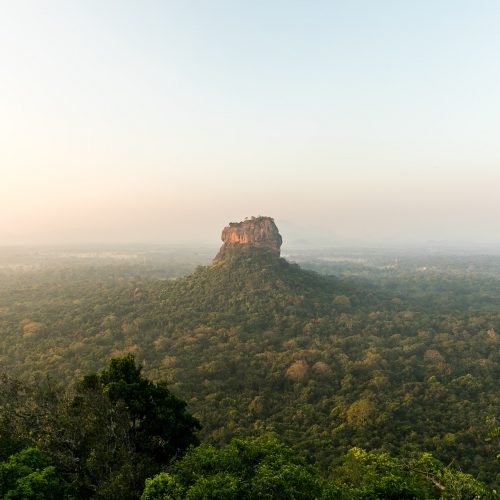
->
[82,354,200,464]
[0,356,200,499]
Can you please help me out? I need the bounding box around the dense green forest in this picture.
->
[0,247,499,496]
[1,355,495,498]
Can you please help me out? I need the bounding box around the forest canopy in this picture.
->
[0,356,496,499]
[0,249,499,495]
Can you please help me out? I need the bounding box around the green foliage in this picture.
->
[142,439,496,499]
[185,473,240,499]
[334,447,429,498]
[142,473,184,500]
[70,355,200,498]
[486,426,500,460]
[0,356,200,499]
[0,252,499,488]
[83,354,200,464]
[331,447,494,499]
[0,448,63,499]
[141,438,322,499]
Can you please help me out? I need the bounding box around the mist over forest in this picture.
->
[1,233,499,498]
[2,1,500,498]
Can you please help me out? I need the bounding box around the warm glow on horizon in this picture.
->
[1,1,499,249]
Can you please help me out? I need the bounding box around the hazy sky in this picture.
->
[1,1,499,248]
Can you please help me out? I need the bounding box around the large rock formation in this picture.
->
[214,216,282,262]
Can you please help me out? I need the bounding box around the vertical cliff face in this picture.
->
[214,216,282,262]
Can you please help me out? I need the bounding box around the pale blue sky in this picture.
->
[1,1,499,247]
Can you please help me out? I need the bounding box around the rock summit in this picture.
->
[214,216,282,262]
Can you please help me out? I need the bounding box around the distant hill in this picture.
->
[156,247,377,330]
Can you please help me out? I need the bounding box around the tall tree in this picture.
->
[82,354,200,464]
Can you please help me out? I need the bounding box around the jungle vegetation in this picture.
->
[0,247,499,496]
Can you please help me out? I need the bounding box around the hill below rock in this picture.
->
[155,248,378,333]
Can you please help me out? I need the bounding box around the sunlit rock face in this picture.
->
[214,216,282,262]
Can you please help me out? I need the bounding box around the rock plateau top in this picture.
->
[214,216,282,262]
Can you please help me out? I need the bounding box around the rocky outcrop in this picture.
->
[214,216,282,262]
